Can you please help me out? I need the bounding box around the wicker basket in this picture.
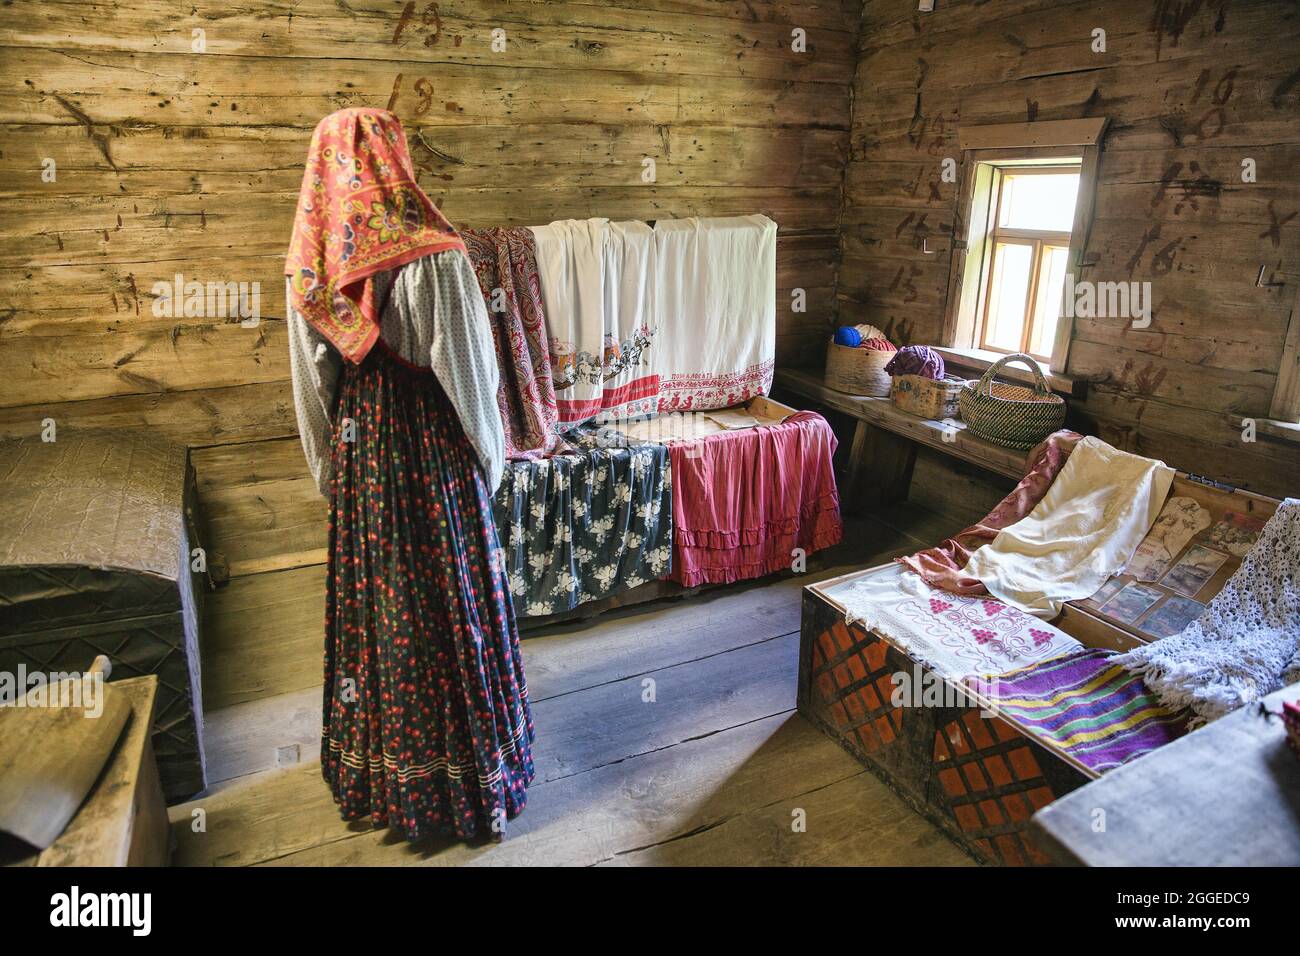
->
[825,341,892,397]
[891,373,965,420]
[958,353,1066,449]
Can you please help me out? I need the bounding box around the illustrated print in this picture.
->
[1141,597,1205,639]
[1125,496,1211,581]
[1100,582,1165,625]
[1201,511,1267,558]
[1161,545,1229,598]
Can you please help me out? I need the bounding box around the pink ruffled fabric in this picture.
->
[669,411,843,587]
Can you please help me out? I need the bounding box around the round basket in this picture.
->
[825,340,892,397]
[958,353,1066,449]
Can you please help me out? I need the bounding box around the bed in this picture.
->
[495,396,842,619]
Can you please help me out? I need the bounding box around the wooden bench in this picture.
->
[772,367,1030,508]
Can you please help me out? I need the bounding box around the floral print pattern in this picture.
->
[493,425,672,617]
[321,343,534,841]
[461,227,567,459]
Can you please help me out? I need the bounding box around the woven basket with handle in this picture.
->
[958,353,1066,449]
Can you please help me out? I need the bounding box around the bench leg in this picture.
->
[846,420,917,512]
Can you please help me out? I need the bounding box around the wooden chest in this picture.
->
[0,431,208,802]
[797,473,1279,865]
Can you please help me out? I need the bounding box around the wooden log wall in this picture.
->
[0,0,862,447]
[839,0,1300,499]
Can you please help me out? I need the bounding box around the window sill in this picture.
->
[934,346,1086,398]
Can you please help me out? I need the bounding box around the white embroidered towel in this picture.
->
[824,563,1081,683]
[599,220,659,419]
[652,215,776,412]
[960,436,1175,619]
[529,218,607,426]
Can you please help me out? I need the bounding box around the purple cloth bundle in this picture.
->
[884,345,945,380]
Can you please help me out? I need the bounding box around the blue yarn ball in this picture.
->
[833,326,862,348]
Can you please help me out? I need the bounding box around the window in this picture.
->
[1267,282,1300,426]
[978,165,1080,362]
[942,119,1107,377]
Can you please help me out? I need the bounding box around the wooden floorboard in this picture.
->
[602,771,973,867]
[177,629,804,865]
[174,711,971,868]
[180,497,973,865]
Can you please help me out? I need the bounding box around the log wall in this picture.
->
[3,0,1296,504]
[839,0,1300,498]
[0,0,861,446]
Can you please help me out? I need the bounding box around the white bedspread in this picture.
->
[652,215,776,412]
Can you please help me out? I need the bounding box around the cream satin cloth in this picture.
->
[960,437,1175,619]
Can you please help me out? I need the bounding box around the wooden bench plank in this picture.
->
[774,367,1029,481]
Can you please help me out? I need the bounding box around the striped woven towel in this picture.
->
[983,648,1192,773]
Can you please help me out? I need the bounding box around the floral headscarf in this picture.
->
[285,108,466,363]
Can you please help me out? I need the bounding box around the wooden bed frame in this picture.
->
[796,473,1278,866]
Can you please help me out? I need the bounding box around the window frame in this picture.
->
[1267,282,1300,426]
[978,164,1079,361]
[942,118,1108,376]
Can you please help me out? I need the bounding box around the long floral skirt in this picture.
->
[321,343,535,842]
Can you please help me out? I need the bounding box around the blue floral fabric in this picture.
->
[493,427,672,617]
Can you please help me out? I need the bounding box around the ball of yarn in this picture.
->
[833,326,862,348]
[860,337,898,352]
[854,323,886,341]
[884,345,945,379]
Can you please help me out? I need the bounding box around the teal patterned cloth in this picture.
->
[492,427,672,617]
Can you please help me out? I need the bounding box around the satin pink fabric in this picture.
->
[669,411,843,587]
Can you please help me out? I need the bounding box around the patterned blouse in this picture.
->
[288,249,505,495]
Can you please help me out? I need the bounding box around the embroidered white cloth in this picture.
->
[600,220,659,419]
[530,219,660,425]
[529,219,607,426]
[821,563,1081,682]
[1117,499,1300,724]
[961,437,1175,619]
[652,215,776,412]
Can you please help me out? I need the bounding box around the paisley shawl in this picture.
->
[285,108,466,363]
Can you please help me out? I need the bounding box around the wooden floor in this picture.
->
[172,445,977,866]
